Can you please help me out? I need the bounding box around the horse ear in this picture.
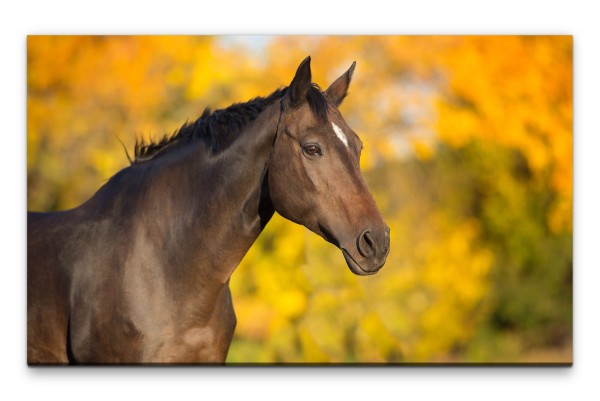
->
[325,61,356,106]
[289,56,312,106]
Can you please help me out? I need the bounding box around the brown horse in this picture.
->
[27,56,390,364]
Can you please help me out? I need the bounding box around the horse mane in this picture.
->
[132,84,328,164]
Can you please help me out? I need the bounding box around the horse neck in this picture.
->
[85,101,281,287]
[185,102,281,281]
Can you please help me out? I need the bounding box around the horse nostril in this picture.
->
[357,229,375,258]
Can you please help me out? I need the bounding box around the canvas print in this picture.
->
[27,35,572,365]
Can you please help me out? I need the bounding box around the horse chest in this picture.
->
[151,325,228,363]
[70,305,235,363]
[131,283,237,363]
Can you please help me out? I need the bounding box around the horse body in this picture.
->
[28,102,280,364]
[27,57,390,364]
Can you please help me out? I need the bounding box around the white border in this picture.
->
[2,1,597,400]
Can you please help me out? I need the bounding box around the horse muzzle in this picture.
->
[341,226,390,276]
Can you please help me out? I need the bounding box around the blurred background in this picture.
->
[27,35,572,363]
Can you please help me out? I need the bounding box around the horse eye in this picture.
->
[302,144,322,157]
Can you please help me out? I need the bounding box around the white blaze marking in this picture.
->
[331,122,349,148]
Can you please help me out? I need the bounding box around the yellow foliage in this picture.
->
[274,289,307,320]
[432,36,572,232]
[411,138,434,160]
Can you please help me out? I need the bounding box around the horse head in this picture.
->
[268,57,390,275]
